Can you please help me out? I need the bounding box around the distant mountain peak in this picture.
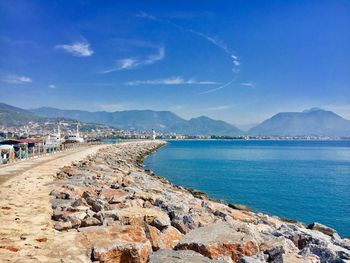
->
[249,108,350,136]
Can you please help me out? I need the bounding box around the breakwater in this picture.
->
[51,141,350,262]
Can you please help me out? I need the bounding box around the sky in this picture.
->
[0,0,349,127]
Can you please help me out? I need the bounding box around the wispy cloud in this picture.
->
[102,46,165,73]
[125,76,219,86]
[199,78,236,94]
[55,40,94,57]
[115,58,138,71]
[137,12,240,73]
[207,105,234,111]
[169,104,186,110]
[3,75,32,84]
[240,82,255,88]
[187,29,240,71]
[135,11,157,20]
[48,84,56,89]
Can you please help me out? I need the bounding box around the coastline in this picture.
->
[46,140,349,262]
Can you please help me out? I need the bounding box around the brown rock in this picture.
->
[308,222,337,236]
[158,226,183,249]
[146,224,161,250]
[92,241,151,263]
[230,210,257,224]
[228,204,252,212]
[0,246,20,252]
[67,215,82,228]
[35,237,48,243]
[81,217,101,227]
[116,207,170,227]
[100,189,128,204]
[187,188,209,200]
[79,225,152,263]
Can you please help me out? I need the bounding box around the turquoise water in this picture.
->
[145,140,350,238]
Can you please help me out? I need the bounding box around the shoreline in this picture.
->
[145,139,350,239]
[46,140,349,262]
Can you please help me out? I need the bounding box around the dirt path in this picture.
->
[0,145,108,263]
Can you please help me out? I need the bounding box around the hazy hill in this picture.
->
[0,102,41,126]
[249,108,350,136]
[31,107,243,136]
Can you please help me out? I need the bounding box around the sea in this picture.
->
[145,140,350,238]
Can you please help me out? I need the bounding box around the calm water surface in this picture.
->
[145,140,350,237]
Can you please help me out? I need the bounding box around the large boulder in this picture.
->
[175,221,259,262]
[78,224,152,263]
[146,225,183,250]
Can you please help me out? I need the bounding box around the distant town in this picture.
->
[1,119,349,142]
[1,102,350,164]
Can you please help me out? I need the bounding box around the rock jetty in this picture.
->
[50,141,350,263]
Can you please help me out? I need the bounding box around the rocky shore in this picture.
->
[50,141,350,263]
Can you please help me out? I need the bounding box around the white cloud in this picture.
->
[102,46,165,73]
[55,40,94,57]
[207,105,234,111]
[48,84,56,89]
[240,82,255,88]
[3,75,32,84]
[125,76,219,86]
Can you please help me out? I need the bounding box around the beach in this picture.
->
[0,141,349,262]
[0,145,107,262]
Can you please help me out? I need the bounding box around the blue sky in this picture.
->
[1,0,349,126]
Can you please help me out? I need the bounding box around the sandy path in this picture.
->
[0,145,108,263]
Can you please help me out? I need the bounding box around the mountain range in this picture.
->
[29,107,243,136]
[1,102,350,137]
[0,103,40,126]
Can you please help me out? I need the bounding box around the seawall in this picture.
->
[50,141,350,262]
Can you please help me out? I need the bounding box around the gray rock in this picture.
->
[238,253,267,263]
[49,189,60,196]
[264,246,285,262]
[51,198,75,209]
[54,221,72,231]
[175,221,259,261]
[149,249,228,263]
[301,245,342,263]
[170,212,197,234]
[151,213,171,230]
